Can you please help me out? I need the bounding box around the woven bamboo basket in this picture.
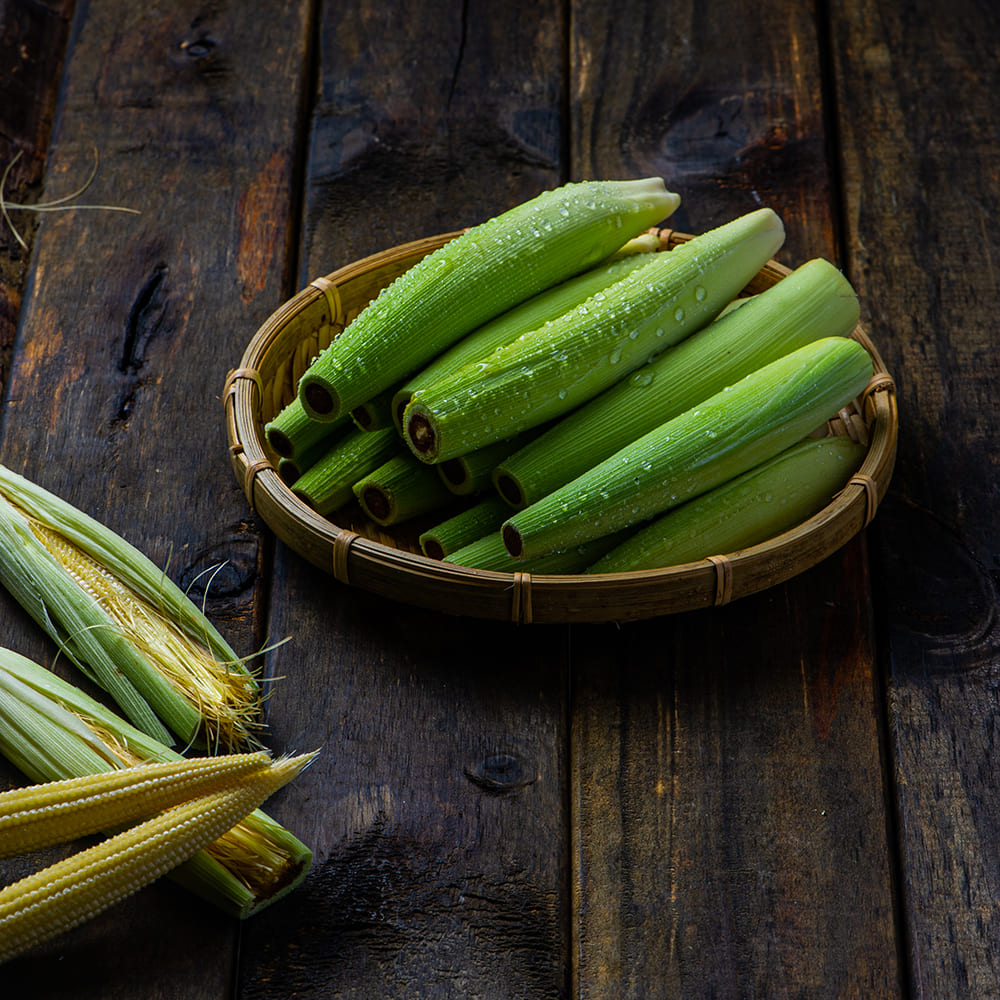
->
[224,228,897,624]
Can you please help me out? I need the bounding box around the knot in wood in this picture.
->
[464,753,534,794]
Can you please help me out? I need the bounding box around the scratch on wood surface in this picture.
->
[120,263,167,373]
[236,150,287,303]
[446,0,469,107]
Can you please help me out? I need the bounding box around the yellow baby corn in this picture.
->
[0,752,312,965]
[0,464,261,749]
[0,752,271,858]
[0,647,315,919]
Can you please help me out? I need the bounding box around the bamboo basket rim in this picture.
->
[224,228,898,624]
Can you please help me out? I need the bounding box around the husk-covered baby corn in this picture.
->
[0,464,261,750]
[0,646,313,921]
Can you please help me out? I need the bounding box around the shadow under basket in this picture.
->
[224,229,898,625]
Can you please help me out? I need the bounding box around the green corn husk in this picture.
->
[265,397,350,460]
[435,437,531,497]
[276,421,358,487]
[493,257,860,509]
[587,435,867,573]
[502,337,874,560]
[444,529,629,574]
[291,426,401,516]
[349,385,400,432]
[297,178,681,422]
[419,496,511,560]
[402,208,786,464]
[277,457,306,488]
[0,465,260,749]
[389,246,662,431]
[0,647,314,919]
[353,453,455,527]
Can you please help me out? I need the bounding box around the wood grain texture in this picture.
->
[0,0,314,646]
[571,545,900,998]
[569,0,837,262]
[239,565,570,999]
[1,0,997,994]
[300,0,566,279]
[235,1,573,997]
[567,0,900,994]
[0,0,313,993]
[832,0,1000,996]
[0,0,75,398]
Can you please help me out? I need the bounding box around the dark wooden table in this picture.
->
[1,0,997,996]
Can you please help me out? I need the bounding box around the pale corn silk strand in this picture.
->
[26,518,261,749]
[78,714,298,889]
[0,752,271,858]
[0,754,310,964]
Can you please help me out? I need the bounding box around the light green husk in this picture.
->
[493,257,860,509]
[265,397,350,460]
[389,247,662,431]
[402,208,786,464]
[291,426,400,516]
[436,437,532,497]
[0,465,260,749]
[587,435,867,573]
[0,648,313,920]
[349,385,400,432]
[444,529,629,574]
[502,336,874,560]
[419,496,511,560]
[297,178,681,422]
[353,453,455,527]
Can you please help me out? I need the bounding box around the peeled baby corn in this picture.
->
[587,435,867,573]
[0,647,314,920]
[0,751,312,965]
[402,208,786,464]
[0,751,273,859]
[502,337,874,560]
[297,178,680,421]
[0,465,259,749]
[493,257,861,509]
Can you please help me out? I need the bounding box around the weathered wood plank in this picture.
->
[0,0,313,993]
[567,0,900,994]
[571,546,900,997]
[568,0,838,259]
[0,0,75,404]
[298,0,565,279]
[832,0,1000,995]
[239,572,571,999]
[236,2,573,997]
[0,0,79,917]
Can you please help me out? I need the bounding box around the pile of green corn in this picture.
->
[276,177,872,575]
